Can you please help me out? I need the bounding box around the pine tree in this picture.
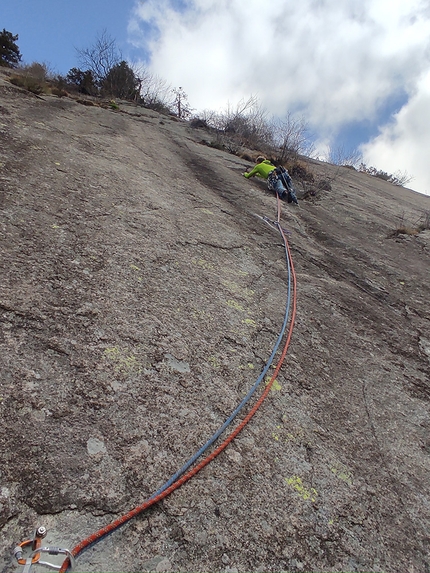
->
[101,61,139,100]
[0,29,22,68]
[66,68,98,95]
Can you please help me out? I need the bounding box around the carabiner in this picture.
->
[14,527,74,572]
[14,526,47,566]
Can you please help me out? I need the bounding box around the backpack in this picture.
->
[276,166,294,193]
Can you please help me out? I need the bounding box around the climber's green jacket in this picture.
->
[243,160,275,179]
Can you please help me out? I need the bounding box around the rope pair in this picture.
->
[56,193,297,572]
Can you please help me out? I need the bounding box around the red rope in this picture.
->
[59,207,297,573]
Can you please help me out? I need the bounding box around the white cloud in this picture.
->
[361,70,430,195]
[129,0,430,194]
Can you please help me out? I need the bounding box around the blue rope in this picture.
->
[151,222,292,498]
[65,219,293,558]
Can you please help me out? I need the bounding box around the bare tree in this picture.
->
[172,86,192,119]
[195,108,219,127]
[328,144,362,167]
[358,163,414,187]
[221,95,273,149]
[131,65,173,110]
[192,98,317,160]
[77,30,121,85]
[273,112,313,163]
[390,170,414,187]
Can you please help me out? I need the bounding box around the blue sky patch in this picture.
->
[335,89,409,151]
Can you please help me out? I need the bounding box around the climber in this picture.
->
[243,156,298,205]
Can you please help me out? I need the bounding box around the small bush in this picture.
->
[76,98,97,107]
[388,211,430,238]
[190,117,209,129]
[359,163,413,187]
[21,62,49,81]
[9,74,44,94]
[51,87,68,98]
[418,211,430,232]
[317,178,332,191]
[239,152,253,162]
[144,99,171,115]
[9,75,24,87]
[8,62,56,95]
[205,140,224,151]
[286,160,315,182]
[388,227,419,238]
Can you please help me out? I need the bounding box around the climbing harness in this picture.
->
[14,527,75,573]
[14,192,297,573]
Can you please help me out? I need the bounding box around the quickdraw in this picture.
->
[14,526,46,568]
[14,527,74,573]
[253,213,290,234]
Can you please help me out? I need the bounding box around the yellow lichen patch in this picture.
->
[265,377,282,391]
[192,309,211,320]
[242,318,256,327]
[247,363,254,369]
[272,424,283,441]
[221,279,240,293]
[285,476,318,502]
[52,224,60,229]
[222,280,254,298]
[193,258,214,271]
[208,356,220,369]
[104,347,141,376]
[226,300,245,312]
[200,208,214,215]
[104,347,120,359]
[330,464,353,485]
[282,420,308,444]
[130,264,141,271]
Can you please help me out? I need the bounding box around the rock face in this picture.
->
[1,72,429,573]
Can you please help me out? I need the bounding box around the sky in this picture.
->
[2,0,430,196]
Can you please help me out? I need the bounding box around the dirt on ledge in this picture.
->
[1,71,429,573]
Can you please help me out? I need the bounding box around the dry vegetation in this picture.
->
[388,210,430,237]
[8,60,423,216]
